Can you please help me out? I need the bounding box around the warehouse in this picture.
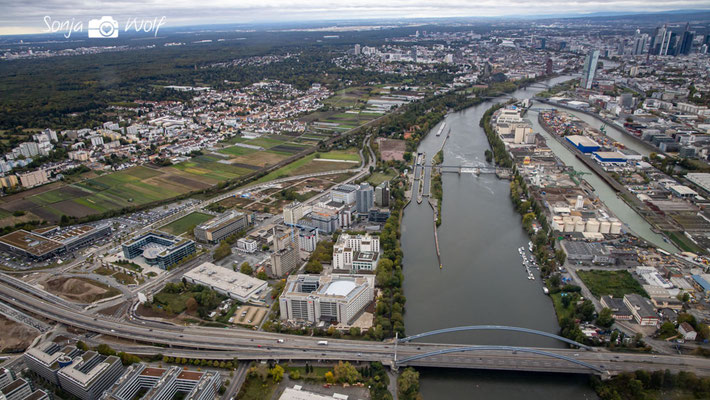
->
[565,135,600,153]
[593,151,627,165]
[183,262,267,303]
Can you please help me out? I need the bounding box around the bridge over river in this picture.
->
[2,280,710,378]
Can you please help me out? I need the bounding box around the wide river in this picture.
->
[401,75,622,399]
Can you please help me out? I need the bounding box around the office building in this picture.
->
[101,364,220,400]
[0,368,15,389]
[331,184,358,204]
[309,202,352,233]
[283,202,307,226]
[355,183,374,213]
[1,379,32,400]
[332,233,380,272]
[270,226,300,277]
[24,343,81,385]
[679,28,694,55]
[183,262,267,303]
[193,210,250,244]
[236,238,258,253]
[122,232,195,270]
[0,224,111,261]
[368,208,391,223]
[375,181,390,207]
[298,226,319,252]
[57,351,124,400]
[580,50,599,90]
[632,30,648,55]
[279,274,375,324]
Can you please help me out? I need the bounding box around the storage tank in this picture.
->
[563,217,575,232]
[599,219,611,234]
[586,218,600,233]
[552,216,564,232]
[574,219,585,232]
[609,218,622,234]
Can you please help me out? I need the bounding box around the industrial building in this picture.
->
[279,274,374,324]
[565,135,600,153]
[193,210,251,244]
[623,294,659,326]
[0,223,111,261]
[593,151,627,164]
[101,364,220,400]
[183,262,267,303]
[122,232,195,270]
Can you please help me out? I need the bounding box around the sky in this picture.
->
[1,0,709,35]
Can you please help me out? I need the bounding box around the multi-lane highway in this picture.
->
[3,279,710,377]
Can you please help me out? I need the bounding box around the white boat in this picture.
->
[436,122,447,136]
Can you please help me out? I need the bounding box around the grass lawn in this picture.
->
[317,148,361,162]
[152,291,194,314]
[549,292,576,323]
[367,170,396,186]
[160,212,213,235]
[237,377,277,400]
[577,270,648,298]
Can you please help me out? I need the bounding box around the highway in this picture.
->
[3,280,710,377]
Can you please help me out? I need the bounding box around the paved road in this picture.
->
[3,281,710,377]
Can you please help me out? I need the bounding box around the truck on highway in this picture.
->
[317,340,328,346]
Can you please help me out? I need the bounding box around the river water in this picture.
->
[401,75,598,399]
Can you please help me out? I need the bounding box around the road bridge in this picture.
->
[2,280,710,377]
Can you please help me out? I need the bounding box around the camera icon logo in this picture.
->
[88,16,119,38]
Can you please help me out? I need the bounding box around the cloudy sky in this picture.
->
[1,0,709,35]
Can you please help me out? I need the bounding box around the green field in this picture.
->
[170,155,254,181]
[577,270,649,298]
[367,170,396,186]
[317,148,361,161]
[217,146,258,157]
[160,212,213,235]
[255,154,318,183]
[665,231,705,254]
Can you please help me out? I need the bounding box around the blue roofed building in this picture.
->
[566,135,600,153]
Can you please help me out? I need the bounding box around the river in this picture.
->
[401,75,598,399]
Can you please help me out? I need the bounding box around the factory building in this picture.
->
[121,233,195,270]
[183,262,267,303]
[279,274,375,324]
[193,210,251,244]
[565,135,600,153]
[0,223,111,261]
[101,364,220,400]
[57,352,124,400]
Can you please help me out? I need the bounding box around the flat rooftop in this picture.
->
[140,367,166,377]
[184,262,266,300]
[0,230,63,255]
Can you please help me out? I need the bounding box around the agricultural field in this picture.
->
[322,86,374,108]
[160,212,213,235]
[254,154,356,184]
[0,166,215,222]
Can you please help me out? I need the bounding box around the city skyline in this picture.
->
[2,0,710,35]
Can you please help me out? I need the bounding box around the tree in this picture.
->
[270,364,284,383]
[213,241,232,261]
[186,297,198,313]
[555,249,566,265]
[324,371,335,384]
[334,361,361,384]
[305,259,323,274]
[76,341,89,351]
[239,262,253,275]
[97,343,116,356]
[659,321,678,338]
[596,307,614,328]
[257,270,268,280]
[397,368,420,400]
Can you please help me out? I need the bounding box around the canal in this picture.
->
[401,75,597,399]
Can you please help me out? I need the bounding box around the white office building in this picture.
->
[183,262,267,303]
[279,274,375,324]
[332,233,380,272]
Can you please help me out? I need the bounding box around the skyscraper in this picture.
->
[580,49,599,90]
[679,24,694,55]
[632,30,648,55]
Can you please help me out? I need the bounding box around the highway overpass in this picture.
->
[2,281,710,377]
